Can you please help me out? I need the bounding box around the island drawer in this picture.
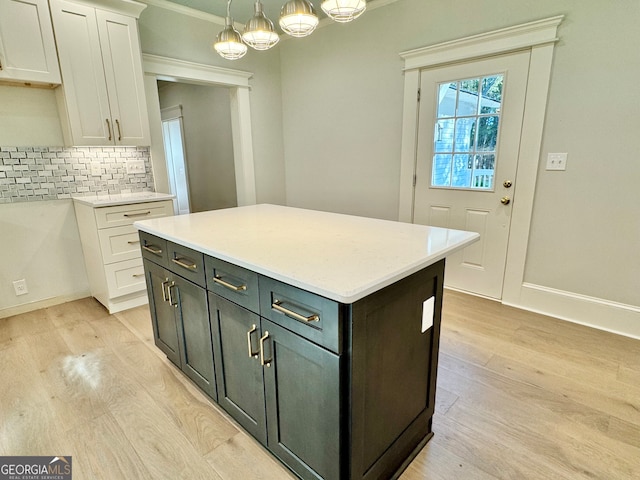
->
[167,242,206,287]
[139,231,168,267]
[259,276,342,354]
[95,200,173,229]
[205,256,259,313]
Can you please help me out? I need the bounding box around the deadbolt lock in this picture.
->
[500,196,511,205]
[503,180,513,188]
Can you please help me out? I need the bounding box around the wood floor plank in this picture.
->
[2,292,639,480]
[68,412,155,480]
[485,352,640,427]
[105,387,225,480]
[205,431,295,480]
[400,437,501,480]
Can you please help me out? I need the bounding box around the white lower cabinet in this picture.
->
[74,197,174,313]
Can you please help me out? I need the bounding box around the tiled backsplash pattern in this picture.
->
[0,146,154,203]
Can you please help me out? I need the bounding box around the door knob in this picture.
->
[503,180,513,188]
[501,196,511,205]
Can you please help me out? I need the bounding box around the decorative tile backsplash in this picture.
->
[0,146,154,203]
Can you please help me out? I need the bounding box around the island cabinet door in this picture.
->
[172,275,216,401]
[209,292,267,445]
[262,319,342,480]
[143,259,182,367]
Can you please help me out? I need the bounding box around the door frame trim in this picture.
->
[398,16,563,304]
[143,54,257,206]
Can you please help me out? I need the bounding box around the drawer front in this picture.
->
[205,256,259,313]
[105,258,146,298]
[95,200,173,228]
[167,242,206,287]
[139,231,168,268]
[99,225,141,264]
[259,276,342,354]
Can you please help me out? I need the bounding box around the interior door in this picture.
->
[413,51,529,299]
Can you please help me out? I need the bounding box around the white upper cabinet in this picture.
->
[0,0,61,85]
[50,0,150,146]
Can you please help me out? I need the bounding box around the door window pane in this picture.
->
[431,73,503,190]
[437,83,457,118]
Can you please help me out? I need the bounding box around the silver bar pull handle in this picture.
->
[171,257,197,270]
[161,278,169,302]
[259,331,272,367]
[106,118,112,141]
[124,211,151,218]
[142,244,162,255]
[167,281,178,307]
[127,240,141,245]
[272,300,320,323]
[115,119,122,141]
[213,275,247,292]
[247,324,259,358]
[132,273,144,278]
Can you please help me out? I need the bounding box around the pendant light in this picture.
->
[243,0,279,50]
[321,0,366,23]
[213,0,247,60]
[279,0,319,38]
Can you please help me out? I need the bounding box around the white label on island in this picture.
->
[422,296,435,333]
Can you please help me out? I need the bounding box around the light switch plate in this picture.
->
[546,153,567,171]
[126,160,145,174]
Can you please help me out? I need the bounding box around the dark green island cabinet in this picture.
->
[135,204,478,480]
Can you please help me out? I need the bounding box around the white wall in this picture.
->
[138,4,287,205]
[0,200,89,316]
[279,1,640,332]
[158,82,237,212]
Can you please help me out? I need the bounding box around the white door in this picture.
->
[161,105,190,215]
[413,51,529,299]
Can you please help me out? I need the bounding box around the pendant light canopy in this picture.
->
[243,1,280,50]
[279,0,319,38]
[213,1,247,60]
[321,0,366,23]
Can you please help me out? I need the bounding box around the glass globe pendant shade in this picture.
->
[243,1,279,50]
[321,0,366,22]
[279,0,319,38]
[214,17,247,60]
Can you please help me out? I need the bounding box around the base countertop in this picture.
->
[134,204,479,303]
[72,191,174,207]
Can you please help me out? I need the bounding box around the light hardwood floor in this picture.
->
[1,291,638,479]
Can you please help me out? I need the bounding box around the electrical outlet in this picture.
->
[90,163,102,176]
[13,279,28,296]
[546,153,567,171]
[126,160,145,174]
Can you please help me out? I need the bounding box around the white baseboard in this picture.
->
[0,291,91,319]
[504,283,640,340]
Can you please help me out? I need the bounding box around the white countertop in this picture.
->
[135,204,479,303]
[72,191,174,207]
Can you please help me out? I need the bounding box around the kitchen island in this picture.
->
[135,204,478,480]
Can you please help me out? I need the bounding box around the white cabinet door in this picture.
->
[96,10,150,146]
[52,0,112,145]
[51,0,150,146]
[0,0,61,84]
